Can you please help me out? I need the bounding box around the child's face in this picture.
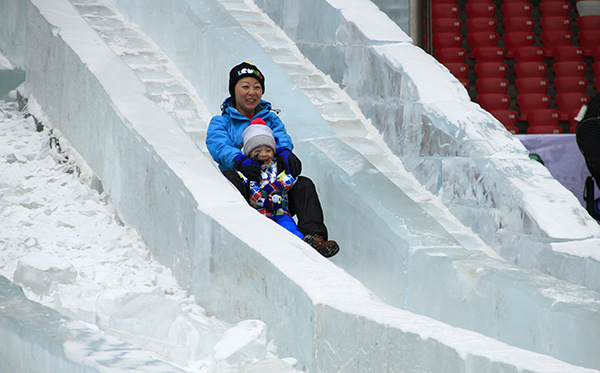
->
[250,145,274,163]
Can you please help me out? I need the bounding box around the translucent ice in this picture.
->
[13,252,77,296]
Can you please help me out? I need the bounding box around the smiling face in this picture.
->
[250,145,275,164]
[234,77,263,117]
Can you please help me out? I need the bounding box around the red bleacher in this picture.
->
[429,0,599,134]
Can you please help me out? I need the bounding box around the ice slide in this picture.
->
[1,0,600,371]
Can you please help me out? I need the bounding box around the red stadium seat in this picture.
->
[517,93,551,120]
[514,61,548,78]
[578,30,600,56]
[471,46,506,62]
[432,3,460,18]
[475,62,508,78]
[539,0,571,17]
[513,45,545,62]
[459,78,470,90]
[433,32,463,49]
[552,45,585,61]
[502,2,532,17]
[444,62,469,79]
[490,109,519,134]
[503,17,535,32]
[432,18,463,33]
[515,77,550,94]
[466,3,496,18]
[466,17,497,33]
[527,125,563,134]
[540,16,572,31]
[570,121,579,134]
[477,93,511,111]
[467,32,499,49]
[594,46,600,61]
[435,47,467,63]
[526,104,563,133]
[541,30,573,57]
[593,61,600,76]
[555,93,590,121]
[577,15,600,30]
[476,78,510,94]
[595,76,600,93]
[553,76,589,93]
[553,61,587,77]
[526,108,561,127]
[432,0,458,3]
[503,31,535,58]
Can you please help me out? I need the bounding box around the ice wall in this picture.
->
[370,0,410,31]
[0,275,189,372]
[1,0,600,371]
[0,57,24,98]
[253,0,600,292]
[108,0,600,368]
[4,0,573,371]
[0,3,26,98]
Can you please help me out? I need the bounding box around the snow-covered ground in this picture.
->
[0,94,299,372]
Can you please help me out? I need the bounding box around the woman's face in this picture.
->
[234,77,263,117]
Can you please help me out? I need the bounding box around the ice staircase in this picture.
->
[1,0,600,371]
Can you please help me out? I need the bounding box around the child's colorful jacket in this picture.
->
[238,158,296,219]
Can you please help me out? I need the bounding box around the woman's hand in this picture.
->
[276,148,302,177]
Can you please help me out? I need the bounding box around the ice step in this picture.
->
[71,0,211,150]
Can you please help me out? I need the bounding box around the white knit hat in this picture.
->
[242,118,276,157]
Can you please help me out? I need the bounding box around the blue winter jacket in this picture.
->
[206,97,294,171]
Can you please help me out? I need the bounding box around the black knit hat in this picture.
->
[229,62,265,97]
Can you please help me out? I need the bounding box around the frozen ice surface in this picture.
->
[213,320,268,363]
[13,253,78,296]
[0,101,299,372]
[253,0,600,287]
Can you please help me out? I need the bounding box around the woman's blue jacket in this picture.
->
[206,97,294,171]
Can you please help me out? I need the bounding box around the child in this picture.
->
[238,118,304,239]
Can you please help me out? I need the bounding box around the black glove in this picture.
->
[276,148,302,177]
[234,154,261,181]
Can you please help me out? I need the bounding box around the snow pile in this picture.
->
[0,95,299,372]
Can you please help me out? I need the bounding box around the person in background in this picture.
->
[580,92,600,122]
[206,62,339,258]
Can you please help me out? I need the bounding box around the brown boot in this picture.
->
[303,234,339,258]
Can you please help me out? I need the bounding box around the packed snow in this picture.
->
[0,93,299,372]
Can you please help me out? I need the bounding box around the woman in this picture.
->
[206,62,339,258]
